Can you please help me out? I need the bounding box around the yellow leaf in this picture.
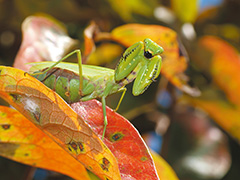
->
[171,0,199,23]
[86,43,123,65]
[106,0,156,21]
[151,150,179,180]
[0,105,92,180]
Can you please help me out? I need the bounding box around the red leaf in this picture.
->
[71,101,160,180]
[13,15,77,71]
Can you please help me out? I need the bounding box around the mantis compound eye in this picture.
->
[144,38,164,56]
[144,51,153,59]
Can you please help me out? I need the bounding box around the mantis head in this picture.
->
[115,38,164,96]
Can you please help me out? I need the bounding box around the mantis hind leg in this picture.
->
[101,96,107,140]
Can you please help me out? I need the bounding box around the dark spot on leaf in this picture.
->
[68,141,85,154]
[78,142,84,152]
[100,157,110,171]
[9,93,19,101]
[69,141,78,151]
[141,156,148,162]
[165,32,170,37]
[1,124,10,130]
[24,153,29,156]
[110,132,124,142]
[0,144,19,156]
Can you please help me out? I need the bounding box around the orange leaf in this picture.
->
[109,24,198,96]
[83,21,99,61]
[0,105,91,180]
[111,24,178,53]
[0,66,121,180]
[183,95,240,142]
[199,36,240,106]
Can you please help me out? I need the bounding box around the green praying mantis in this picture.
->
[30,38,164,139]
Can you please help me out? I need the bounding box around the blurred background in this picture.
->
[0,0,240,179]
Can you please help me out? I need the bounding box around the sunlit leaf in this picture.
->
[0,105,93,180]
[71,101,160,179]
[83,21,124,65]
[199,36,240,106]
[86,43,123,65]
[0,66,121,180]
[151,150,179,180]
[106,0,157,21]
[83,21,99,61]
[171,0,199,23]
[13,15,77,71]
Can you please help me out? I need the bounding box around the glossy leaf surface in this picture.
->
[71,101,160,179]
[0,66,121,180]
[13,15,77,71]
[86,43,123,65]
[0,105,92,180]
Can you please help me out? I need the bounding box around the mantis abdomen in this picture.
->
[33,67,121,104]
